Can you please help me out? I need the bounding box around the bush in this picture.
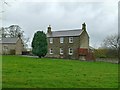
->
[94,49,118,58]
[10,49,15,55]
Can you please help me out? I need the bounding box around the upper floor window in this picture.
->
[50,38,53,44]
[60,48,63,55]
[49,48,53,54]
[69,37,73,43]
[60,37,64,43]
[69,48,73,55]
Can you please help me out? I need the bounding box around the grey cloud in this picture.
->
[2,1,118,48]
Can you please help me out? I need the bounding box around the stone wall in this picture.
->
[96,58,118,64]
[46,36,80,59]
[15,38,24,55]
[46,30,89,60]
[0,43,16,55]
[79,30,89,48]
[0,38,24,55]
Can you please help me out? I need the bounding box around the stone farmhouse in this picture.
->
[46,23,94,60]
[0,37,24,55]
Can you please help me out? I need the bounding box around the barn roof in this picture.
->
[47,29,83,37]
[0,37,19,44]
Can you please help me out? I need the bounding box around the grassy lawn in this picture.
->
[2,55,118,88]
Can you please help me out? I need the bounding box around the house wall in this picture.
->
[0,38,24,55]
[15,38,24,55]
[0,43,16,55]
[79,30,89,60]
[46,36,80,59]
[79,30,89,49]
[46,30,89,60]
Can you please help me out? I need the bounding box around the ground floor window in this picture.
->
[60,48,63,55]
[3,45,8,51]
[69,48,73,55]
[49,48,53,54]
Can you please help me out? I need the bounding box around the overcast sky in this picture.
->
[1,0,118,48]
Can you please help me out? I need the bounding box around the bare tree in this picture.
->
[8,25,23,37]
[0,0,8,13]
[0,0,16,13]
[0,0,10,20]
[102,34,119,50]
[101,34,120,63]
[0,27,6,37]
[1,25,30,49]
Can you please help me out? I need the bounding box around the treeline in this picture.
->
[94,48,118,58]
[94,34,119,59]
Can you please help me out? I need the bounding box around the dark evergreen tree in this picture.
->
[32,31,47,58]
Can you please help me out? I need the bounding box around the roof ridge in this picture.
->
[52,29,82,32]
[0,37,19,44]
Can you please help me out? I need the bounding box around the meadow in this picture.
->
[2,55,118,88]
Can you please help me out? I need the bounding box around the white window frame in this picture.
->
[60,37,64,43]
[49,48,53,54]
[69,37,73,43]
[69,48,73,55]
[50,38,53,44]
[3,45,8,51]
[60,48,63,55]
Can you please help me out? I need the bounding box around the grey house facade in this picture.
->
[46,23,93,60]
[0,37,24,55]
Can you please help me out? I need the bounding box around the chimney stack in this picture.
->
[47,25,52,34]
[82,22,86,31]
[18,33,21,38]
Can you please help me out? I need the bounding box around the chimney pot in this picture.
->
[82,22,86,31]
[47,25,52,34]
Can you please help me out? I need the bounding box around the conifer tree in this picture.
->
[32,31,47,58]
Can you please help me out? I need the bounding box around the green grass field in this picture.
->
[2,55,118,88]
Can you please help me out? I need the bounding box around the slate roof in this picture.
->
[0,37,18,44]
[47,29,83,37]
[89,46,95,50]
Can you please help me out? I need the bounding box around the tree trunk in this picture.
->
[38,56,41,58]
[118,61,120,64]
[118,49,120,64]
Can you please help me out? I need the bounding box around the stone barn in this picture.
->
[0,37,24,55]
